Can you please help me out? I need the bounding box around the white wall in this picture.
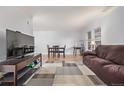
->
[101,7,124,45]
[82,7,124,49]
[0,7,33,61]
[34,30,83,55]
[34,6,124,54]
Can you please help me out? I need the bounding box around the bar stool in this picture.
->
[73,47,82,56]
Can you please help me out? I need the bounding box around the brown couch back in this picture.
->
[95,45,124,65]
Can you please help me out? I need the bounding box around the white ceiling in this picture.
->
[21,6,116,31]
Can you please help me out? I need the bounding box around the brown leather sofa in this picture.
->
[83,45,124,85]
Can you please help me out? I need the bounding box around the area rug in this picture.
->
[24,61,106,86]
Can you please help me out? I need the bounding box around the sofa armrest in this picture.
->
[83,51,96,56]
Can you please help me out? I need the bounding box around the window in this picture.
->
[87,31,92,50]
[94,27,101,46]
[88,31,91,40]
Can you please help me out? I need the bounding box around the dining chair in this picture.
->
[47,45,54,58]
[58,45,66,58]
[52,45,59,58]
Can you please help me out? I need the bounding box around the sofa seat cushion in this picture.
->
[89,57,112,67]
[83,56,112,71]
[102,64,124,85]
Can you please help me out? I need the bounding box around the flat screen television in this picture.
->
[6,29,34,59]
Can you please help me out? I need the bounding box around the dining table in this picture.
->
[47,45,65,58]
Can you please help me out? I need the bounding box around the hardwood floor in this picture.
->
[42,55,82,62]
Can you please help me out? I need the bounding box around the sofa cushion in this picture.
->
[90,57,112,66]
[83,56,112,71]
[102,64,124,85]
[95,45,111,59]
[105,45,124,65]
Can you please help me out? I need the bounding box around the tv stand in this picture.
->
[16,55,25,59]
[0,53,42,86]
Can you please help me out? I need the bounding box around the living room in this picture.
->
[0,1,124,90]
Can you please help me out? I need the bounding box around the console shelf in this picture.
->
[0,53,42,86]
